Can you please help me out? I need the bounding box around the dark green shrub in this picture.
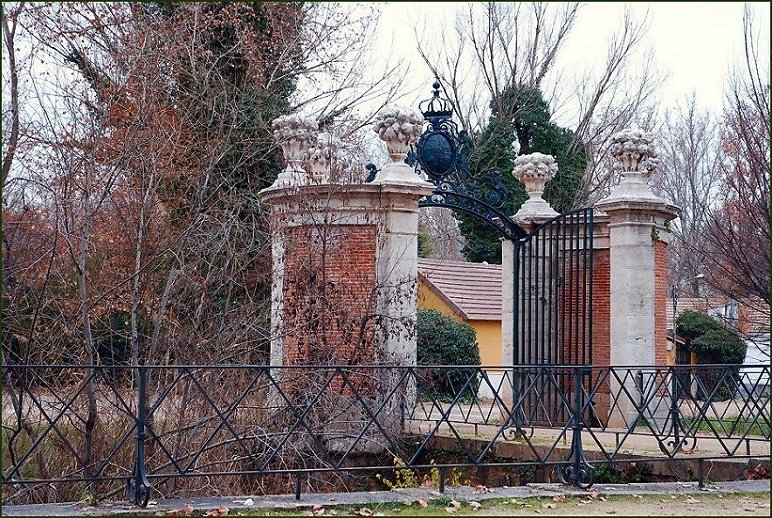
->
[675,310,724,342]
[689,328,747,364]
[676,310,747,401]
[417,309,481,399]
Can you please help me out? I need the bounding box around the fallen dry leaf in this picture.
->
[632,494,642,499]
[588,489,599,500]
[599,496,608,502]
[552,495,566,502]
[205,511,218,517]
[444,507,458,514]
[413,499,428,508]
[606,510,616,515]
[474,485,492,494]
[301,512,313,517]
[469,501,482,510]
[542,503,556,509]
[182,504,194,517]
[313,505,323,512]
[743,506,757,512]
[354,508,374,517]
[534,509,542,514]
[684,496,700,504]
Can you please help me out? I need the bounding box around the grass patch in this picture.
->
[683,416,770,437]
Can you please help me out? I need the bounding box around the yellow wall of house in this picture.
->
[417,282,460,321]
[469,319,502,366]
[417,281,502,366]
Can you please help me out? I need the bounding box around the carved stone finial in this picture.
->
[370,106,430,186]
[305,132,342,184]
[512,152,559,220]
[270,114,318,188]
[600,128,667,204]
[609,128,662,178]
[373,106,424,164]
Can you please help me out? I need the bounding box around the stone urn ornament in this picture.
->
[603,128,666,202]
[304,132,342,184]
[512,152,559,220]
[371,106,430,185]
[609,128,662,178]
[270,114,318,188]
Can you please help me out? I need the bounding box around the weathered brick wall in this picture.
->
[281,224,378,367]
[591,248,611,366]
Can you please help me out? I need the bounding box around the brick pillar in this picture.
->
[260,182,433,369]
[259,107,432,454]
[596,129,680,428]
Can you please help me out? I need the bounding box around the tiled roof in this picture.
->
[418,259,502,321]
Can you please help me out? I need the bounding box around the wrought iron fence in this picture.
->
[2,364,769,506]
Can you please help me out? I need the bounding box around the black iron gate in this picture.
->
[370,78,595,425]
[404,79,595,426]
[513,208,594,426]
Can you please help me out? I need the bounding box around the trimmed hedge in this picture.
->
[676,310,747,364]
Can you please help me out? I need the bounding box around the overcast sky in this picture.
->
[374,1,771,125]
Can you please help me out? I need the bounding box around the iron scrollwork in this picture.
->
[409,79,525,242]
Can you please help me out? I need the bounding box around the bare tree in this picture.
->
[671,7,770,350]
[416,3,665,207]
[654,95,722,296]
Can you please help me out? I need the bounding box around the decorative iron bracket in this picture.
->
[404,78,526,241]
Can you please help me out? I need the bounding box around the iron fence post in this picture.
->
[670,367,681,447]
[558,366,594,489]
[127,366,151,507]
[636,370,644,411]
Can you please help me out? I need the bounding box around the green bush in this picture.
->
[675,310,724,342]
[416,309,481,399]
[675,310,747,401]
[690,328,747,364]
[675,310,746,363]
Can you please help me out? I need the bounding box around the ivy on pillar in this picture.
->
[259,108,434,452]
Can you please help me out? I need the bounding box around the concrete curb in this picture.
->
[3,480,769,516]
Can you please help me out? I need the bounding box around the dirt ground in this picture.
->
[462,492,772,516]
[236,491,771,517]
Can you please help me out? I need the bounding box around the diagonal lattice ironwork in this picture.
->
[2,363,768,507]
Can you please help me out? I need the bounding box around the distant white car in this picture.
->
[740,334,770,397]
